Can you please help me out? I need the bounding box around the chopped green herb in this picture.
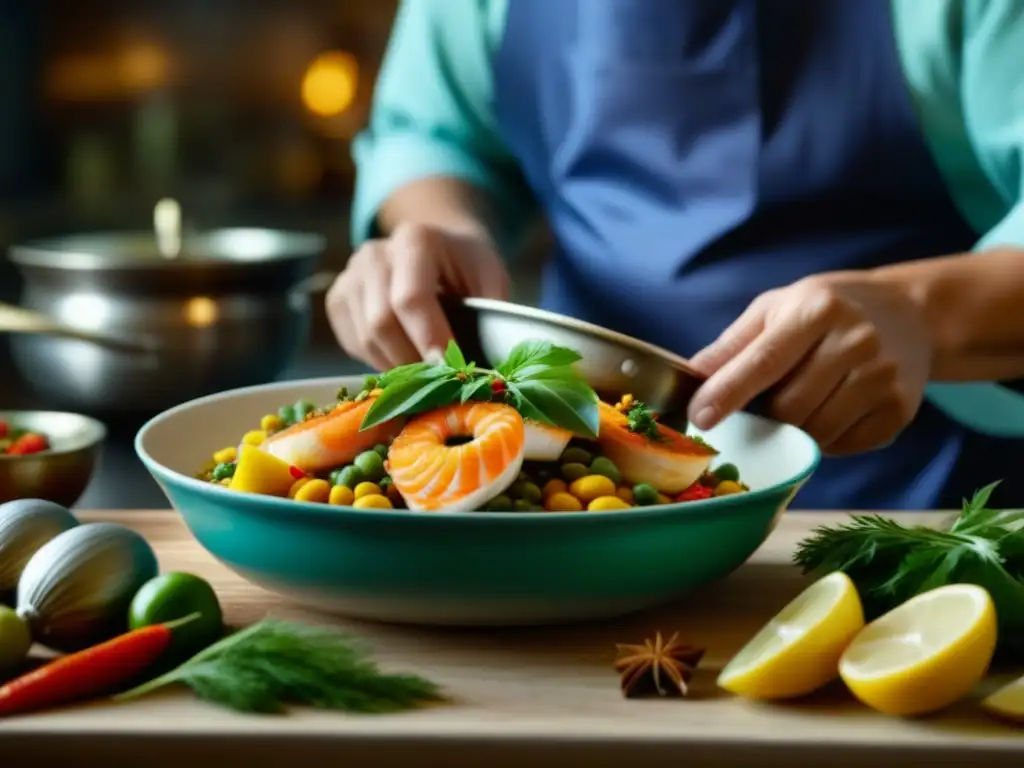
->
[625,401,661,441]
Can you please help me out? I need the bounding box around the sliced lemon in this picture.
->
[839,583,997,717]
[718,570,864,699]
[981,674,1024,723]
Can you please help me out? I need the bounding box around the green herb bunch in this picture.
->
[359,339,600,438]
[794,481,1024,657]
[115,619,444,714]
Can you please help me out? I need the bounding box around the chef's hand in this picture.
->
[687,273,931,455]
[326,222,509,371]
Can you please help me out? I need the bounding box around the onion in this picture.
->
[0,499,79,598]
[16,522,159,651]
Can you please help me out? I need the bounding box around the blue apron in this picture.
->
[492,0,1024,510]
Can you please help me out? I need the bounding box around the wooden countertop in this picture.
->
[2,510,1023,767]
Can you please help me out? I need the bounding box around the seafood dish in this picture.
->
[198,340,750,513]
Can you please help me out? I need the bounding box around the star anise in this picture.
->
[613,632,705,698]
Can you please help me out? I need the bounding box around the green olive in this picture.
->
[0,606,31,673]
[714,463,740,483]
[633,483,659,506]
[512,499,535,513]
[129,572,224,656]
[511,480,543,504]
[589,456,621,485]
[211,462,236,482]
[560,447,593,465]
[354,450,386,481]
[561,462,589,483]
[484,494,513,512]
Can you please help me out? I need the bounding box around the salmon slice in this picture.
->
[522,419,573,461]
[596,401,718,494]
[387,403,526,512]
[261,396,403,474]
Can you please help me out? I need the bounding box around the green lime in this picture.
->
[129,572,224,654]
[354,450,386,481]
[0,606,31,673]
[714,463,740,483]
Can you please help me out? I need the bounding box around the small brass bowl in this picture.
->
[0,410,106,507]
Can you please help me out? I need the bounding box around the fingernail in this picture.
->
[424,347,444,365]
[691,407,718,430]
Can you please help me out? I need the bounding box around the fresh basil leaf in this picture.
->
[460,376,493,403]
[497,341,582,378]
[443,340,467,371]
[509,376,599,438]
[376,362,436,389]
[360,375,460,430]
[510,363,588,384]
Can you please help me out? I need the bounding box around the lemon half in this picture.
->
[839,583,997,717]
[982,674,1024,723]
[718,570,865,699]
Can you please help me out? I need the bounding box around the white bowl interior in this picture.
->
[139,376,819,493]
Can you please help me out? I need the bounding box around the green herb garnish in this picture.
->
[359,339,600,437]
[794,481,1024,657]
[625,401,661,441]
[114,619,445,714]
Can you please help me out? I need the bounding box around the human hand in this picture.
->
[686,273,931,455]
[326,222,509,371]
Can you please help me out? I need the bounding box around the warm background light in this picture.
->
[300,50,358,117]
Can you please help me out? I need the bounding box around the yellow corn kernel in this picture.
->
[616,486,634,504]
[369,388,384,397]
[212,446,237,464]
[713,480,744,497]
[260,414,284,433]
[569,474,617,503]
[615,393,635,412]
[294,478,331,504]
[588,495,632,512]
[241,429,267,447]
[542,478,568,499]
[288,477,311,498]
[353,493,393,510]
[544,491,584,512]
[328,484,355,506]
[354,481,382,500]
[656,493,672,505]
[218,478,232,487]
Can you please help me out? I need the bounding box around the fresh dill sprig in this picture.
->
[793,481,1024,658]
[113,619,446,714]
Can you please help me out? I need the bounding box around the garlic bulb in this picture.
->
[0,499,79,596]
[16,522,159,651]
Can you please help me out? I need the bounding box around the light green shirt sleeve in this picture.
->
[349,0,530,253]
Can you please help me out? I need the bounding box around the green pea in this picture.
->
[561,462,589,483]
[633,483,659,506]
[510,480,543,504]
[354,450,386,481]
[373,443,390,459]
[331,465,365,488]
[211,462,236,482]
[589,456,621,485]
[560,446,593,465]
[363,375,379,392]
[714,463,740,483]
[277,404,296,425]
[485,494,513,512]
[294,399,317,422]
[512,499,535,513]
[379,476,393,489]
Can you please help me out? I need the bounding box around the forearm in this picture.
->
[872,247,1024,381]
[376,177,501,246]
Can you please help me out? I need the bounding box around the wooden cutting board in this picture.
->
[2,510,1022,767]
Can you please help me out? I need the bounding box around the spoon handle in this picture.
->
[0,302,156,355]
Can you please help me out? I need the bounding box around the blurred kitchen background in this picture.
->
[0,0,543,508]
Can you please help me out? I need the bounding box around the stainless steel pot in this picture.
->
[8,228,326,413]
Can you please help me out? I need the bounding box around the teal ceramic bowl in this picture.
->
[136,376,820,626]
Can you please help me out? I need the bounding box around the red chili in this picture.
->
[288,465,307,480]
[676,483,713,503]
[5,433,48,456]
[490,379,506,395]
[0,616,193,717]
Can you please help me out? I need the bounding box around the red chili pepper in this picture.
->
[490,379,505,395]
[5,433,49,456]
[0,419,8,440]
[676,483,713,503]
[288,465,307,480]
[0,615,195,717]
